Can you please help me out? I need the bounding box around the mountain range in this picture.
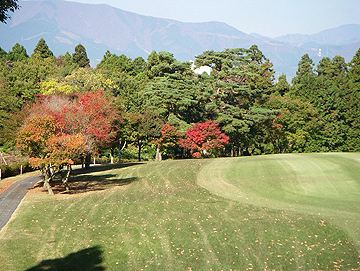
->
[1,0,360,78]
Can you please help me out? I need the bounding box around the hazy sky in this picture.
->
[69,0,360,37]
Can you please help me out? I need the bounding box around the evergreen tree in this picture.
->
[195,47,276,156]
[274,74,290,96]
[59,52,78,76]
[290,54,316,100]
[33,38,54,58]
[102,50,112,61]
[7,43,29,61]
[97,53,131,73]
[72,44,90,68]
[316,57,332,76]
[4,54,58,104]
[295,54,315,77]
[346,48,360,151]
[349,48,360,86]
[0,47,7,60]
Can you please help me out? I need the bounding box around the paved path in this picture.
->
[0,175,42,231]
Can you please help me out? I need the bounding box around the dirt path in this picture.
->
[0,174,41,231]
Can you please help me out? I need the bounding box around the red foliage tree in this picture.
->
[179,121,229,158]
[17,92,119,194]
[155,123,182,161]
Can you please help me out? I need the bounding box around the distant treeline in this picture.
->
[0,38,359,161]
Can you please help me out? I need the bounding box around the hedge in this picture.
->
[0,161,34,180]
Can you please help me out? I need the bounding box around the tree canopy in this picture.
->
[73,44,90,68]
[0,0,19,23]
[0,40,359,193]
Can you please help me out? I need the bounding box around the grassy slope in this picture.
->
[197,153,360,246]
[0,154,359,270]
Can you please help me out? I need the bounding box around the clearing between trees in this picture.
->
[0,153,359,270]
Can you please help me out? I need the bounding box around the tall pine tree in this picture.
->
[33,38,54,58]
[72,44,90,68]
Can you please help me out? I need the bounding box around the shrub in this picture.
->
[0,161,34,180]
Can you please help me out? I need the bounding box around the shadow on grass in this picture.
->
[72,162,143,174]
[35,163,141,194]
[25,246,105,271]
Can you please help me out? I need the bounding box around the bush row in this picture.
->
[0,161,34,180]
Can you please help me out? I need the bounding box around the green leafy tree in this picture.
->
[131,57,146,75]
[125,110,163,162]
[314,55,351,151]
[265,95,323,152]
[72,44,90,68]
[316,57,332,76]
[3,53,58,105]
[0,70,18,133]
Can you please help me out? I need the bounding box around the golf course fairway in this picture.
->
[0,153,359,270]
[197,153,360,248]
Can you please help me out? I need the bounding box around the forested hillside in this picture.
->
[0,38,359,167]
[1,1,359,78]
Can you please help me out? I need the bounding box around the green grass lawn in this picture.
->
[0,153,359,270]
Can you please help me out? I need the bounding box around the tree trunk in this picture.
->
[156,145,162,161]
[110,148,114,164]
[43,165,54,195]
[118,139,126,164]
[61,164,71,192]
[85,154,91,168]
[0,151,7,165]
[138,140,142,162]
[118,149,122,164]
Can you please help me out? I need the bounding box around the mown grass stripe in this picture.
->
[0,154,359,270]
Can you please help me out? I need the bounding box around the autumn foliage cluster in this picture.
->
[17,91,118,194]
[16,89,229,193]
[179,121,230,158]
[4,38,359,193]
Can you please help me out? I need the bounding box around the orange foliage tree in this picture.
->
[17,91,119,194]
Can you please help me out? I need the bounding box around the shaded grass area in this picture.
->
[0,155,359,270]
[25,246,105,271]
[39,163,142,194]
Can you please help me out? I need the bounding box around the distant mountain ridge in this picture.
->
[1,0,359,78]
[274,24,360,46]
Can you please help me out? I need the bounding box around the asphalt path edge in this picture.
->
[0,174,42,232]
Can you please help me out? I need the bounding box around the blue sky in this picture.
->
[70,0,360,37]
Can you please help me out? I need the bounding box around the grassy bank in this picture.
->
[0,153,359,270]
